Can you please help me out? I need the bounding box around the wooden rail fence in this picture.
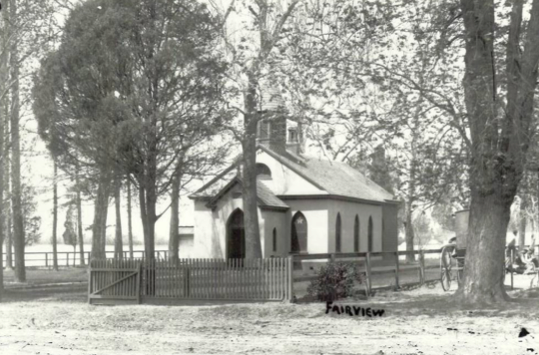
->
[87,246,532,304]
[89,257,291,305]
[289,249,443,300]
[2,250,169,268]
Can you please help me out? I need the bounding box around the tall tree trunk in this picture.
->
[139,182,156,260]
[91,170,111,260]
[114,173,123,259]
[137,153,157,262]
[127,179,133,259]
[139,182,156,296]
[4,137,11,270]
[2,27,11,271]
[52,158,58,271]
[0,150,2,300]
[519,197,527,250]
[404,199,415,262]
[139,0,157,266]
[5,204,11,270]
[403,55,427,262]
[457,0,539,303]
[168,162,181,261]
[75,169,84,265]
[0,188,2,301]
[405,147,417,262]
[242,72,262,259]
[460,193,510,303]
[0,3,6,300]
[457,0,508,304]
[10,0,25,282]
[137,84,158,292]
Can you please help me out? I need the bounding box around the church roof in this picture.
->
[256,181,289,210]
[259,145,395,203]
[190,145,396,205]
[205,176,289,211]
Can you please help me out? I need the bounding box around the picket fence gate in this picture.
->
[88,257,292,305]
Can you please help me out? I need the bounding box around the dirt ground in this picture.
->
[1,273,539,355]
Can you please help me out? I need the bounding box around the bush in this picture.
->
[307,261,364,302]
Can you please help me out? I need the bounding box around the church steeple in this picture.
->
[257,82,287,155]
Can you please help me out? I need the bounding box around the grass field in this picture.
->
[1,269,539,354]
[3,268,88,286]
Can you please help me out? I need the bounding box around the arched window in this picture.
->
[354,215,360,252]
[336,213,342,253]
[273,228,277,252]
[256,163,272,180]
[291,212,308,253]
[368,216,374,252]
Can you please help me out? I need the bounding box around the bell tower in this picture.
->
[256,82,286,153]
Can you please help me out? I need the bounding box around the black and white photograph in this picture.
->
[1,0,539,354]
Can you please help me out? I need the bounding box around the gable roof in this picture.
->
[205,176,289,211]
[190,144,396,205]
[259,145,395,203]
[256,181,290,210]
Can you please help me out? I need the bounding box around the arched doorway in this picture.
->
[226,209,245,259]
[291,211,308,253]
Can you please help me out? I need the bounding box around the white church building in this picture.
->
[189,89,400,260]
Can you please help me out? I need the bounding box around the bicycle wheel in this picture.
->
[440,246,453,291]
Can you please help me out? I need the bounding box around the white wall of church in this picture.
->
[261,210,289,257]
[193,183,247,258]
[285,200,329,254]
[193,184,287,258]
[193,200,220,258]
[327,200,383,253]
[256,151,326,195]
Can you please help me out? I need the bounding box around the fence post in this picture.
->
[394,251,400,290]
[288,255,294,302]
[365,252,372,296]
[45,253,48,268]
[419,250,425,285]
[66,252,69,266]
[136,262,142,304]
[87,260,92,304]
